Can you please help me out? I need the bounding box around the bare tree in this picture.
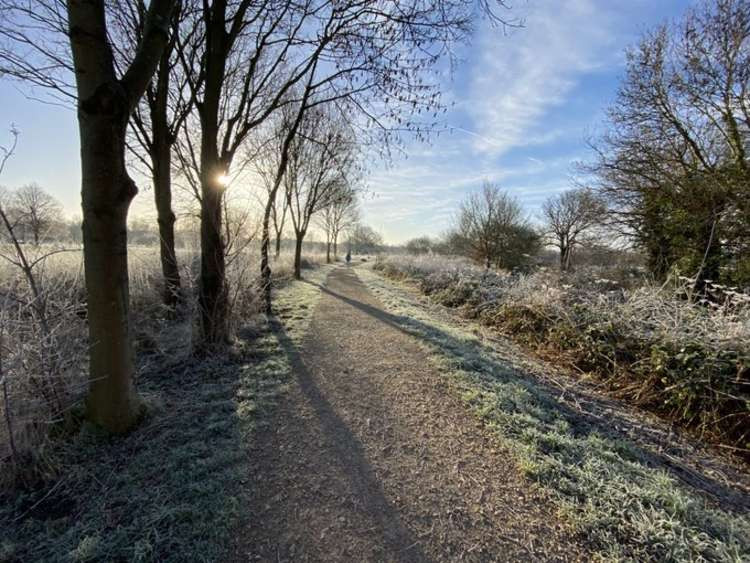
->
[542,188,605,271]
[588,0,750,287]
[318,184,360,263]
[285,107,358,279]
[109,2,194,309]
[11,183,62,246]
[270,189,289,259]
[176,0,513,341]
[454,182,539,269]
[251,120,291,260]
[0,0,179,432]
[349,223,383,255]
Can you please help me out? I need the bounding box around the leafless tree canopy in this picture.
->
[542,188,605,271]
[453,182,539,270]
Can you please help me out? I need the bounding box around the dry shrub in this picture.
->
[0,249,87,487]
[375,254,750,454]
[0,242,326,488]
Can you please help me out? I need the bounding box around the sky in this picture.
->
[0,0,690,244]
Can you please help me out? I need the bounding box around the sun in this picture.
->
[216,173,230,187]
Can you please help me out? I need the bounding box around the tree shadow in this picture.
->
[263,315,434,562]
[308,275,750,515]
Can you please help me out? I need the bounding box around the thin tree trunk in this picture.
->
[294,233,304,280]
[152,137,181,309]
[560,244,569,272]
[261,198,273,315]
[326,238,331,263]
[151,53,181,309]
[333,236,338,259]
[693,214,720,297]
[275,234,282,258]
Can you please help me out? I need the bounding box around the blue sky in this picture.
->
[363,0,690,242]
[0,0,689,243]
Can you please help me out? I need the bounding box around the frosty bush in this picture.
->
[375,255,750,454]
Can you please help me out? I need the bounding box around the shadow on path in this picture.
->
[307,273,750,515]
[266,315,433,562]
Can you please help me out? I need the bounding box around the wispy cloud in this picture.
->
[468,0,620,155]
[359,1,684,243]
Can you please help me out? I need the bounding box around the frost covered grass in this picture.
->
[0,262,332,562]
[358,265,750,561]
[374,255,750,454]
[0,244,326,487]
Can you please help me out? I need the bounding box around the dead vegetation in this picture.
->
[374,255,750,456]
[360,263,750,561]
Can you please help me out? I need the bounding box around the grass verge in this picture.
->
[358,266,750,562]
[0,265,332,563]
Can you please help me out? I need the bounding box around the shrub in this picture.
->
[0,245,326,487]
[375,255,750,454]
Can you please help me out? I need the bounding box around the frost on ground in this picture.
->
[358,265,750,561]
[0,264,333,563]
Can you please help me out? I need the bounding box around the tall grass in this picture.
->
[375,254,750,454]
[0,244,324,487]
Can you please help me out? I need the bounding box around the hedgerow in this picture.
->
[375,255,750,454]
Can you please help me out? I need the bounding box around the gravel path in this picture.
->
[235,267,587,562]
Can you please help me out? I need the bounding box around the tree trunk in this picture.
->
[151,53,181,309]
[261,199,273,315]
[694,215,721,297]
[68,0,176,433]
[195,3,230,350]
[198,171,228,349]
[152,136,181,309]
[326,239,331,263]
[294,233,304,280]
[560,244,569,272]
[79,89,141,432]
[333,236,338,259]
[275,234,282,258]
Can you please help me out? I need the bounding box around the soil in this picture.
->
[233,267,588,562]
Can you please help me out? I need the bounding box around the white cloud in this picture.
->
[468,0,620,155]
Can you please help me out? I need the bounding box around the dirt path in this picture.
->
[235,267,586,562]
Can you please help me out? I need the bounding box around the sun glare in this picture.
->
[216,173,230,187]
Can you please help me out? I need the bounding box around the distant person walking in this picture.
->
[345,250,351,265]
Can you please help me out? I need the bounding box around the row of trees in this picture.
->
[403,182,605,273]
[406,0,750,287]
[0,0,508,432]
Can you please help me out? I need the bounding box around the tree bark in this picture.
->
[294,233,304,280]
[261,198,273,315]
[326,240,331,264]
[152,132,181,309]
[275,234,282,258]
[198,169,228,349]
[559,243,569,272]
[150,52,181,309]
[68,0,175,433]
[81,114,140,432]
